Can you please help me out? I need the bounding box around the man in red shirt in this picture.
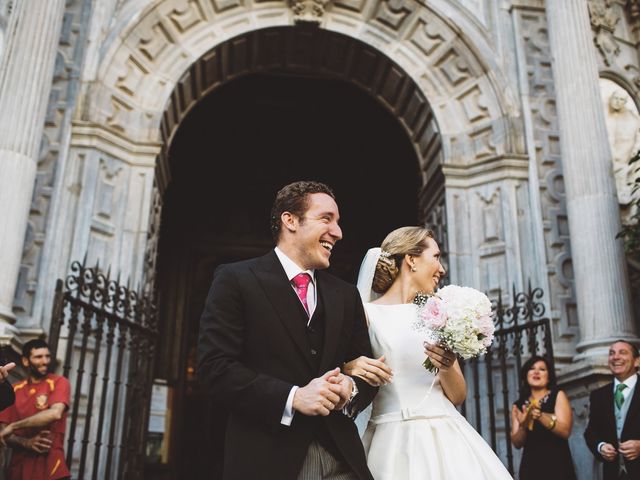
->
[0,339,70,480]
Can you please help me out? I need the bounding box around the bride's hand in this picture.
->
[342,356,392,387]
[424,343,457,371]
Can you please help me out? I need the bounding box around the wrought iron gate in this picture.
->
[461,283,555,475]
[49,258,158,479]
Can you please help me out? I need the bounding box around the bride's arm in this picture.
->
[342,356,392,387]
[438,361,466,405]
[424,344,466,405]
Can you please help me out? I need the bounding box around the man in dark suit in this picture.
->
[198,181,377,480]
[585,340,640,480]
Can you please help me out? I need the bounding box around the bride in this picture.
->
[344,226,512,479]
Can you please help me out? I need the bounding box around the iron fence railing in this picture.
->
[49,257,157,480]
[461,282,555,475]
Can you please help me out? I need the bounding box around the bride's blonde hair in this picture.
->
[372,226,434,294]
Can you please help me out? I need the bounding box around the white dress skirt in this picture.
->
[361,303,513,480]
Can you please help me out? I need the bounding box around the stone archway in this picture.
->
[157,25,442,215]
[156,63,425,478]
[88,0,520,164]
[70,0,526,295]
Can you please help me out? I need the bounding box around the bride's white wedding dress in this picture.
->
[361,303,512,480]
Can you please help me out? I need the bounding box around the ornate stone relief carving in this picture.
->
[373,0,415,31]
[478,190,502,243]
[588,0,621,66]
[116,56,149,96]
[475,188,507,296]
[408,17,445,56]
[93,0,509,166]
[106,96,133,131]
[600,78,640,221]
[516,8,577,333]
[95,157,123,222]
[138,22,175,63]
[458,85,489,124]
[290,0,331,23]
[168,0,207,33]
[210,0,244,14]
[160,26,440,168]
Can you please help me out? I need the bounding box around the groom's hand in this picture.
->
[328,374,354,410]
[293,368,342,416]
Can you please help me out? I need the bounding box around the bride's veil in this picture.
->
[356,247,382,304]
[353,247,382,435]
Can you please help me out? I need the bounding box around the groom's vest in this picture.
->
[302,289,324,371]
[293,289,344,460]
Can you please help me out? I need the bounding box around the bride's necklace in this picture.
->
[412,291,432,306]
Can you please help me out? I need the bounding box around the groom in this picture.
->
[198,181,377,480]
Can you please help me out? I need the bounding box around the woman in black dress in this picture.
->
[510,356,576,480]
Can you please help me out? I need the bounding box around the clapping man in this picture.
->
[585,340,640,480]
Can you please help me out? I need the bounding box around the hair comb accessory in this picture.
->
[379,250,391,258]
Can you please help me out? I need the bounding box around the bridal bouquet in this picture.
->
[412,285,495,373]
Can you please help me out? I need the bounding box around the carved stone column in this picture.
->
[0,0,65,329]
[545,0,635,358]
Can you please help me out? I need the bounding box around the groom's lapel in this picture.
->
[317,271,344,373]
[252,252,314,370]
[602,385,617,438]
[623,374,640,433]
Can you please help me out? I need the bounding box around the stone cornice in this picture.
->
[508,2,545,13]
[442,154,530,187]
[70,122,162,166]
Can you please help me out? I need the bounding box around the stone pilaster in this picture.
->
[545,0,636,358]
[0,1,65,330]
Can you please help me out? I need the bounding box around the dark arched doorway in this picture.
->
[149,26,443,480]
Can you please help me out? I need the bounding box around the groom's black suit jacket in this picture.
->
[198,251,377,480]
[584,374,640,480]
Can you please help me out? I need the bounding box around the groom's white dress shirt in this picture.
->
[275,247,317,426]
[274,247,358,426]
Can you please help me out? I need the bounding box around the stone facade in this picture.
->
[0,0,638,478]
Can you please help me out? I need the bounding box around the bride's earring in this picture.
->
[410,265,417,272]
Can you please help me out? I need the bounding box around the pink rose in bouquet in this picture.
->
[418,297,447,330]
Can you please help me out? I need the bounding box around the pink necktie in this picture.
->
[292,273,311,315]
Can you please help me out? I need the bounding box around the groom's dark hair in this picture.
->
[270,181,336,241]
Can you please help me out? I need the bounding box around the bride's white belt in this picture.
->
[369,407,449,425]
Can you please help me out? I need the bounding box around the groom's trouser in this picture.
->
[297,441,358,480]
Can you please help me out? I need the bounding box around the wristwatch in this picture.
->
[347,375,359,402]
